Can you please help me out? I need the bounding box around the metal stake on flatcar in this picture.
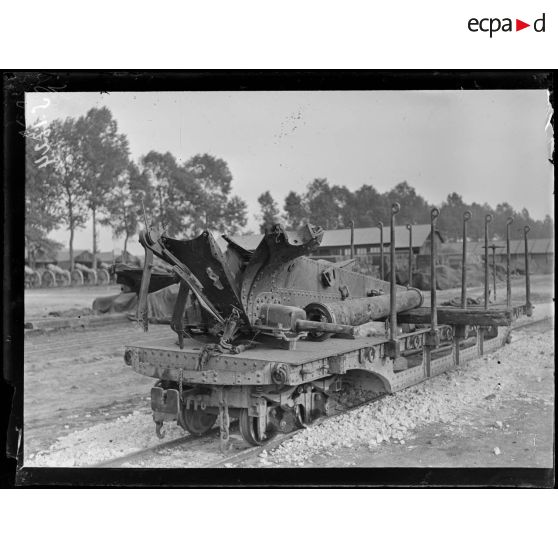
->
[349,220,355,259]
[406,223,413,287]
[506,217,513,308]
[484,214,493,309]
[489,244,500,302]
[426,208,440,347]
[388,203,400,357]
[461,211,472,309]
[377,221,384,280]
[455,210,472,364]
[524,225,533,316]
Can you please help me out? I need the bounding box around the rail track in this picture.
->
[91,392,388,469]
[87,316,553,469]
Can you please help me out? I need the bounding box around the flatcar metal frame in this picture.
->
[123,207,534,447]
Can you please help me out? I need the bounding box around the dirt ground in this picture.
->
[22,274,554,469]
[25,285,121,319]
[24,323,168,456]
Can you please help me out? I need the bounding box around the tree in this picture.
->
[221,195,248,235]
[25,229,63,267]
[47,118,90,270]
[140,151,201,237]
[304,178,339,229]
[76,107,130,269]
[539,214,554,238]
[385,181,430,226]
[25,119,62,267]
[331,185,354,227]
[101,161,149,261]
[438,192,468,241]
[279,178,554,243]
[465,202,486,241]
[352,184,386,227]
[257,190,280,233]
[184,153,247,234]
[283,191,307,229]
[490,202,515,240]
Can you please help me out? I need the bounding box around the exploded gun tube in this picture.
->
[303,289,423,329]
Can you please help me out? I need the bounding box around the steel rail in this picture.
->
[89,433,198,468]
[206,393,389,469]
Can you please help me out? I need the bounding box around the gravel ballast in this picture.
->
[25,410,185,467]
[24,326,553,469]
[259,328,554,467]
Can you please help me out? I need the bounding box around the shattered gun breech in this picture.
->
[135,222,421,345]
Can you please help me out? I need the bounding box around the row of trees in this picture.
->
[26,107,247,269]
[26,106,553,268]
[257,180,553,241]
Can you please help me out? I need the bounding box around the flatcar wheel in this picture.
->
[182,408,216,436]
[293,405,306,428]
[239,408,276,446]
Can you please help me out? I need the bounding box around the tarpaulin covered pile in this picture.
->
[92,284,179,323]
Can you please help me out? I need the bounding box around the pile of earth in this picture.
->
[412,263,507,290]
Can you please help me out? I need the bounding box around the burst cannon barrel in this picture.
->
[305,289,423,328]
[255,287,423,341]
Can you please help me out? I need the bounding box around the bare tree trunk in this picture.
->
[68,195,75,271]
[123,234,128,263]
[92,207,97,270]
[69,225,75,271]
[158,186,164,229]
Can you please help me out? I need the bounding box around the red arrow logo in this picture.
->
[516,19,530,31]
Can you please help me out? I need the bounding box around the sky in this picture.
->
[26,89,553,256]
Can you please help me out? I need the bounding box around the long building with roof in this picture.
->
[230,224,444,270]
[439,238,554,274]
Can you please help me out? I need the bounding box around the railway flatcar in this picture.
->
[123,206,533,447]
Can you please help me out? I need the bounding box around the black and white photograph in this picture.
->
[13,73,554,479]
